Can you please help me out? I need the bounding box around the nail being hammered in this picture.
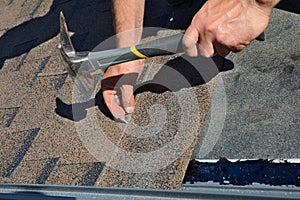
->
[117,115,128,124]
[114,94,128,124]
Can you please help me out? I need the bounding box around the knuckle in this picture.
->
[227,39,242,51]
[231,39,240,47]
[216,33,227,45]
[236,44,246,52]
[206,49,215,58]
[206,24,216,34]
[205,19,218,33]
[231,44,245,52]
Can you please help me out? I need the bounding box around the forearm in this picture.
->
[112,0,145,47]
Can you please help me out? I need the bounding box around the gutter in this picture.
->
[0,182,299,200]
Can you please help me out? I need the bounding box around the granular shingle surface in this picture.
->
[0,0,299,190]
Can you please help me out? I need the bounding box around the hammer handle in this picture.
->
[135,33,184,57]
[88,33,184,71]
[88,31,264,72]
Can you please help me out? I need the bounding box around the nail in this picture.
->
[125,106,134,114]
[117,115,128,124]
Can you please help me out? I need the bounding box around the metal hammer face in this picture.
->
[58,12,95,93]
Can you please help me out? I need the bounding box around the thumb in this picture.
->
[120,84,135,114]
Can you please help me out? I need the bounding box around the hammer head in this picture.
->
[58,12,95,94]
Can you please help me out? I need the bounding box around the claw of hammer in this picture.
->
[58,12,95,94]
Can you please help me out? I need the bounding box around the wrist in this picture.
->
[115,29,143,48]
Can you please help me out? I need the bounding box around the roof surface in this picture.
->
[0,0,299,191]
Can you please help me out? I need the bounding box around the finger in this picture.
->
[120,84,135,114]
[228,44,246,53]
[197,38,215,58]
[184,25,215,58]
[182,26,199,57]
[103,89,126,121]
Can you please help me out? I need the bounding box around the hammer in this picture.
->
[58,12,265,94]
[58,12,184,94]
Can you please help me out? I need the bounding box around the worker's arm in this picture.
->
[183,0,281,57]
[101,0,145,121]
[112,0,145,47]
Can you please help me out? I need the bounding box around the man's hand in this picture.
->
[101,60,144,121]
[101,0,145,121]
[183,0,280,57]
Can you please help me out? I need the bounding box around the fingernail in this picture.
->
[125,106,134,114]
[117,115,128,124]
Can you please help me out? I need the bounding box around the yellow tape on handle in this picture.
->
[130,45,148,59]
